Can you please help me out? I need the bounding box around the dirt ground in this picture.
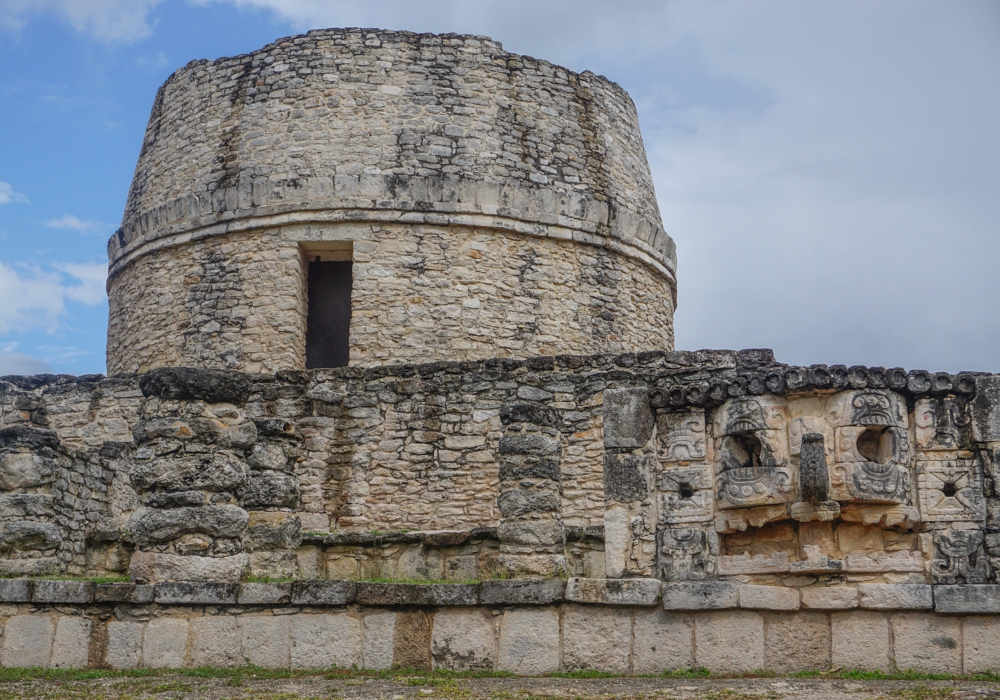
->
[1,673,999,700]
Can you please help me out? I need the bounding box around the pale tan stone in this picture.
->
[1,616,54,668]
[632,610,694,673]
[362,611,396,670]
[831,611,890,671]
[290,613,362,669]
[562,604,631,672]
[50,617,91,669]
[739,585,800,611]
[497,608,560,675]
[190,617,240,668]
[694,610,764,673]
[431,608,495,671]
[963,616,1000,673]
[106,621,143,669]
[891,613,961,673]
[801,587,858,610]
[142,617,188,668]
[239,616,290,668]
[764,612,830,672]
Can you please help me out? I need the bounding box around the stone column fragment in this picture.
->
[496,403,565,577]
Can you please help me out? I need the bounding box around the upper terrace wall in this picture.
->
[106,29,676,374]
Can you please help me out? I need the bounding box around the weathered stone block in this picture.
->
[934,585,1000,613]
[0,615,53,668]
[239,616,291,668]
[963,616,1000,673]
[50,617,91,669]
[142,617,189,668]
[33,580,94,604]
[891,613,961,673]
[739,585,799,611]
[242,474,300,509]
[431,608,496,671]
[129,505,248,544]
[0,556,59,576]
[497,608,560,675]
[0,425,59,451]
[694,610,764,673]
[562,604,631,672]
[290,613,362,669]
[290,580,356,606]
[602,453,650,502]
[0,453,54,490]
[496,489,561,517]
[480,579,565,606]
[662,582,738,610]
[106,621,143,669]
[764,612,830,672]
[129,551,249,584]
[355,582,478,607]
[190,616,241,667]
[603,387,654,449]
[0,578,32,602]
[128,454,249,495]
[238,582,292,605]
[154,582,239,605]
[95,583,135,603]
[800,587,858,610]
[392,611,432,671]
[632,610,694,673]
[362,611,395,670]
[565,577,660,606]
[139,367,252,405]
[858,584,932,610]
[831,611,890,671]
[243,511,301,551]
[0,521,62,552]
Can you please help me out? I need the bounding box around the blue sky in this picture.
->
[1,0,998,376]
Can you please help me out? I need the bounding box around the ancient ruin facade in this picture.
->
[2,28,1000,674]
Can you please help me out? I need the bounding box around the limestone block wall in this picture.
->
[3,578,1000,674]
[107,222,674,374]
[105,28,676,374]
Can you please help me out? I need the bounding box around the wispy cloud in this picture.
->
[36,345,92,363]
[46,213,109,235]
[0,0,163,43]
[0,260,107,334]
[0,350,53,376]
[57,262,107,305]
[0,181,28,206]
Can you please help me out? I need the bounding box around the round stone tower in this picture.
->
[107,28,676,374]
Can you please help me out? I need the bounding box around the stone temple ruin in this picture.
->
[2,28,1000,674]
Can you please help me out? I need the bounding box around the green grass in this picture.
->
[349,576,482,585]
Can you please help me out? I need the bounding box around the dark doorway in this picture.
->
[306,260,352,368]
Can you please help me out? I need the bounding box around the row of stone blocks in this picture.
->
[4,605,1000,674]
[2,578,998,614]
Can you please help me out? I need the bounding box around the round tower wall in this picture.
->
[107,28,676,373]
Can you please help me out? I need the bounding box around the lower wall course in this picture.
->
[142,617,188,668]
[362,611,395,670]
[497,608,560,675]
[431,608,496,671]
[891,613,962,674]
[51,617,91,669]
[240,616,291,669]
[831,611,891,672]
[632,609,694,674]
[1,615,54,668]
[694,610,765,673]
[962,616,1000,673]
[190,617,240,668]
[290,613,362,669]
[106,621,143,669]
[764,612,830,673]
[562,604,631,672]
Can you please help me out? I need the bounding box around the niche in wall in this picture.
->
[303,242,353,369]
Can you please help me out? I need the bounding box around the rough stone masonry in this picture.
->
[2,28,1000,674]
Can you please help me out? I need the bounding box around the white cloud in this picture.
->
[0,0,162,43]
[36,345,92,363]
[0,352,52,376]
[57,262,108,305]
[0,260,107,334]
[0,181,28,206]
[46,214,109,235]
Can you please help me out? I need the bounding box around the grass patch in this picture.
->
[349,576,482,585]
[245,575,295,583]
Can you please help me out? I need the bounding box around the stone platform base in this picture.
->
[1,579,999,674]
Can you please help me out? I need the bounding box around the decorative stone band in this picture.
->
[106,197,677,300]
[2,578,993,614]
